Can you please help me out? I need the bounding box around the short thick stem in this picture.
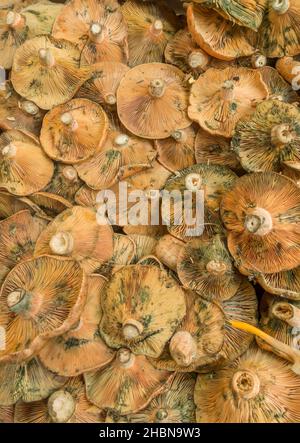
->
[149,79,166,98]
[20,100,39,116]
[49,231,74,255]
[244,208,273,236]
[206,260,228,276]
[6,11,25,29]
[271,124,295,147]
[221,80,235,101]
[232,370,260,400]
[104,93,117,105]
[150,19,163,36]
[117,348,135,368]
[169,331,198,367]
[123,319,144,340]
[62,166,78,182]
[272,302,300,328]
[272,0,290,14]
[251,54,267,69]
[39,48,55,68]
[171,130,187,143]
[188,51,209,69]
[114,134,129,147]
[89,23,104,42]
[185,173,202,191]
[2,143,16,158]
[60,112,78,131]
[155,409,168,422]
[48,390,75,423]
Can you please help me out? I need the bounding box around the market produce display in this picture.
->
[1,0,300,424]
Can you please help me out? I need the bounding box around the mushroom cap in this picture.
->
[195,344,300,423]
[99,265,186,358]
[154,234,184,271]
[84,351,174,415]
[117,62,191,139]
[75,185,99,209]
[0,190,46,220]
[129,373,196,423]
[232,100,300,173]
[258,0,300,58]
[34,206,114,274]
[0,8,28,70]
[0,210,47,286]
[40,98,108,164]
[44,164,83,204]
[38,275,114,377]
[0,129,54,196]
[276,56,300,85]
[155,125,196,172]
[11,35,89,110]
[259,66,299,103]
[220,172,300,275]
[52,0,128,64]
[257,267,300,301]
[122,0,178,67]
[29,192,72,219]
[194,127,240,171]
[15,377,104,423]
[188,67,268,138]
[128,234,158,264]
[0,357,66,406]
[75,127,156,189]
[0,255,86,363]
[187,4,257,61]
[0,405,14,423]
[177,235,241,302]
[76,61,129,109]
[96,233,136,278]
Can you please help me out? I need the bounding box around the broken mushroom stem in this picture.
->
[39,48,56,68]
[232,369,261,400]
[221,80,236,101]
[251,54,267,69]
[149,79,166,98]
[62,166,78,182]
[20,100,39,116]
[188,51,209,70]
[206,260,228,276]
[114,134,129,147]
[117,348,135,368]
[272,0,290,15]
[104,93,117,105]
[1,143,17,159]
[7,288,27,310]
[6,11,25,29]
[49,231,74,255]
[230,320,300,375]
[150,19,164,36]
[244,207,273,236]
[89,23,104,42]
[272,302,300,328]
[122,319,144,340]
[171,130,188,143]
[169,331,198,367]
[48,390,76,423]
[60,112,79,131]
[271,124,295,147]
[185,173,203,191]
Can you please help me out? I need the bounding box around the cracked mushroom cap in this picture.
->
[0,255,86,363]
[15,376,104,423]
[129,373,196,423]
[188,67,268,138]
[155,125,196,172]
[38,275,114,377]
[76,61,129,109]
[232,100,300,173]
[75,127,156,189]
[187,4,257,61]
[99,265,186,358]
[259,66,299,103]
[0,82,45,136]
[194,128,240,171]
[52,0,128,64]
[29,192,72,219]
[0,357,66,406]
[259,293,300,351]
[34,206,114,274]
[40,98,108,164]
[0,210,47,287]
[11,35,89,110]
[220,172,300,275]
[258,0,300,58]
[117,63,191,139]
[0,129,54,196]
[0,1,63,69]
[195,344,300,423]
[84,349,174,415]
[177,235,242,302]
[122,0,178,67]
[44,164,83,204]
[0,405,14,423]
[257,266,300,300]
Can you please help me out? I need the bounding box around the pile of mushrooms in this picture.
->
[1,0,300,424]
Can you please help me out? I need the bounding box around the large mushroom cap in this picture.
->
[0,129,54,196]
[221,172,300,275]
[257,267,300,300]
[29,191,72,219]
[0,255,86,362]
[122,0,178,67]
[11,35,89,110]
[117,62,191,139]
[40,98,108,164]
[52,0,128,64]
[195,344,300,423]
[99,264,186,358]
[232,100,300,172]
[188,67,268,138]
[259,66,299,103]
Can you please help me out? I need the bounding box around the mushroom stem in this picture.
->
[169,331,198,367]
[114,134,129,147]
[171,130,187,143]
[6,11,25,29]
[185,173,202,191]
[7,289,26,309]
[149,79,166,98]
[150,19,164,36]
[117,348,135,368]
[104,93,117,105]
[244,207,273,236]
[89,23,104,42]
[20,100,39,116]
[232,370,260,400]
[272,302,300,328]
[155,409,168,422]
[49,231,74,255]
[230,320,300,375]
[48,390,76,423]
[251,54,267,69]
[1,143,17,158]
[39,48,55,68]
[206,260,228,275]
[188,51,209,70]
[221,80,235,101]
[6,288,34,315]
[60,112,78,131]
[123,319,144,340]
[272,0,290,14]
[155,235,184,271]
[62,166,78,182]
[271,124,295,147]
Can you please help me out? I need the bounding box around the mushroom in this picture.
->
[259,66,299,103]
[34,206,114,274]
[257,266,300,300]
[276,56,300,86]
[220,172,300,275]
[84,349,174,415]
[121,0,178,67]
[15,377,104,423]
[0,129,54,196]
[75,185,99,209]
[40,98,108,164]
[188,67,268,138]
[29,192,72,219]
[96,233,136,278]
[128,234,158,264]
[194,344,300,422]
[117,62,191,139]
[0,255,86,362]
[187,4,257,61]
[99,265,186,358]
[11,35,89,110]
[154,234,185,271]
[44,164,83,204]
[52,0,128,64]
[0,190,47,220]
[232,100,300,172]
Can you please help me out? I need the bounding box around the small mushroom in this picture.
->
[44,164,83,204]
